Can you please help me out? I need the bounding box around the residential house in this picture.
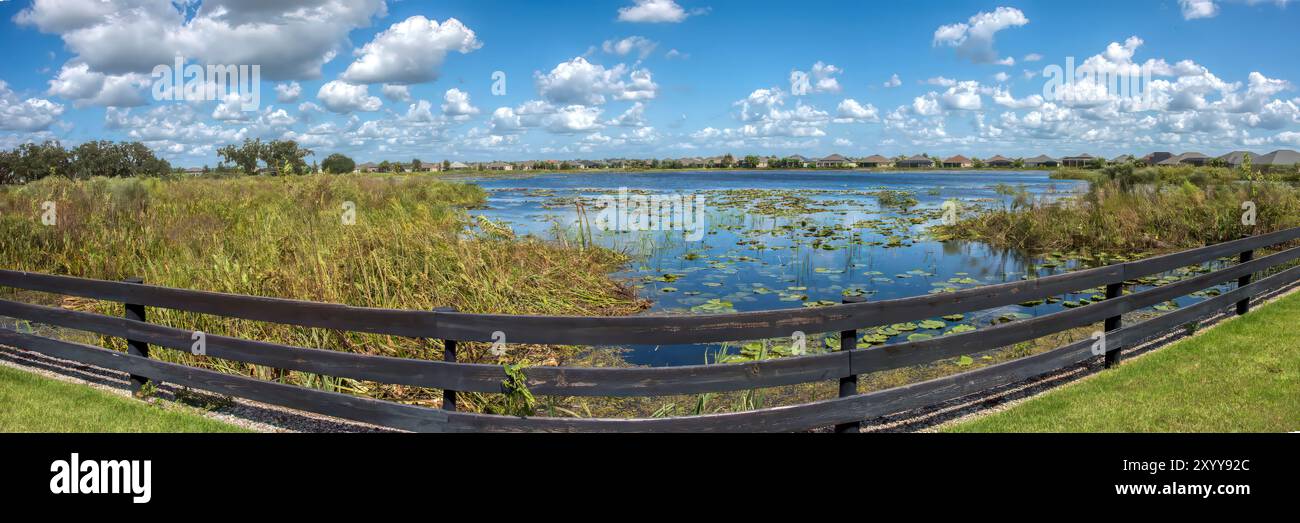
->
[1024,155,1060,168]
[1216,151,1256,168]
[355,162,379,173]
[858,155,893,168]
[896,155,935,168]
[1138,152,1174,166]
[942,155,973,168]
[1158,152,1211,166]
[788,154,813,168]
[447,161,470,170]
[1254,149,1300,167]
[817,154,855,168]
[1061,154,1098,167]
[1109,154,1136,165]
[485,161,513,171]
[984,155,1014,167]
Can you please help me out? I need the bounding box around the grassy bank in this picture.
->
[946,289,1300,432]
[0,174,645,411]
[0,365,247,432]
[935,165,1300,254]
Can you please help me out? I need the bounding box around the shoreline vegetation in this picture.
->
[934,163,1300,255]
[0,174,647,414]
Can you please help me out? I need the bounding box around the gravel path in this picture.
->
[2,282,1295,433]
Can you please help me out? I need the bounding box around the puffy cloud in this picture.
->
[992,87,1044,109]
[834,99,880,123]
[212,91,256,121]
[274,82,301,103]
[0,80,66,131]
[1180,0,1219,19]
[617,0,692,23]
[535,57,658,105]
[403,100,436,123]
[441,88,480,118]
[17,0,388,80]
[941,81,983,111]
[1023,53,1043,62]
[341,16,482,85]
[729,87,829,137]
[790,61,842,95]
[884,74,902,88]
[608,102,648,127]
[485,100,612,135]
[317,80,382,113]
[382,84,411,102]
[46,62,149,107]
[932,7,1029,64]
[489,106,524,134]
[547,105,604,133]
[602,36,659,59]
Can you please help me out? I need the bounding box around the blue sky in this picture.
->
[1,0,1299,166]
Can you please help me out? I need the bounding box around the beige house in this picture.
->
[816,154,855,168]
[942,155,973,168]
[985,155,1014,167]
[858,155,892,168]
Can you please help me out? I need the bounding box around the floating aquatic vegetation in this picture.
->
[946,324,977,335]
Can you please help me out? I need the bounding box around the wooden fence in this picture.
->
[2,227,1300,432]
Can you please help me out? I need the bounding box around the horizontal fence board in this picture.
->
[439,338,1099,432]
[0,298,505,393]
[441,268,1300,432]
[0,328,449,432]
[3,227,1296,345]
[0,270,440,338]
[848,246,1300,374]
[0,297,851,397]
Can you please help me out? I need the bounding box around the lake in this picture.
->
[463,170,1230,366]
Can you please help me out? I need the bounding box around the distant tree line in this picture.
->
[0,140,172,185]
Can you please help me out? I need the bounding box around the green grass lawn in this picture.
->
[0,365,248,432]
[947,291,1300,433]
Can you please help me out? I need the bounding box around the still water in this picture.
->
[463,170,1225,366]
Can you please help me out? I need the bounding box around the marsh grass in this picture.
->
[0,174,646,409]
[936,166,1300,254]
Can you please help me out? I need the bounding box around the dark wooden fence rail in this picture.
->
[1,227,1299,432]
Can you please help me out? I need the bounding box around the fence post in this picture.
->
[835,296,863,433]
[434,306,458,411]
[1237,248,1254,316]
[1103,282,1123,369]
[122,277,150,396]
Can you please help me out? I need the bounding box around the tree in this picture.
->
[741,155,761,168]
[378,160,391,173]
[321,153,355,174]
[218,138,263,174]
[411,158,423,172]
[262,139,313,174]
